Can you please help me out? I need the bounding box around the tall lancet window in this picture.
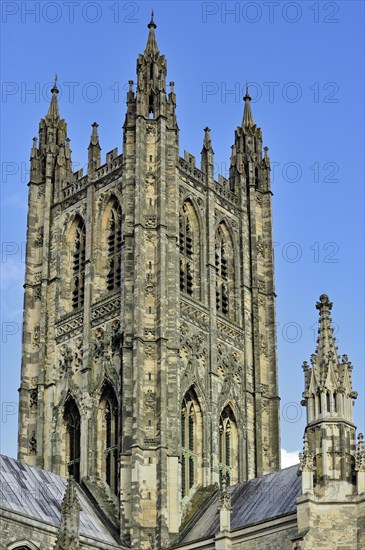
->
[64,399,81,482]
[107,202,122,291]
[181,388,202,498]
[100,387,119,495]
[179,201,200,298]
[215,225,234,319]
[72,218,86,310]
[219,406,238,485]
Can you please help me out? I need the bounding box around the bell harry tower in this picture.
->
[17,15,280,549]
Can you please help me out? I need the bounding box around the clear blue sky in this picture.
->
[1,1,364,461]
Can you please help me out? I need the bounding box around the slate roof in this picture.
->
[0,454,121,546]
[179,464,301,544]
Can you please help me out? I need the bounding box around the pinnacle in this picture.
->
[46,74,60,122]
[202,127,213,152]
[145,11,159,55]
[89,122,100,147]
[242,81,255,129]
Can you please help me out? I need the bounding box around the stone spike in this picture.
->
[145,11,159,56]
[315,294,339,376]
[46,77,60,122]
[242,82,255,128]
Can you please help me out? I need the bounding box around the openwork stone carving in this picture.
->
[144,390,155,411]
[29,431,37,454]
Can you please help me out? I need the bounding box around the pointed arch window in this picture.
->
[181,388,202,498]
[72,219,86,310]
[99,386,119,496]
[215,225,234,318]
[64,400,81,482]
[180,201,200,298]
[219,406,238,486]
[107,202,122,291]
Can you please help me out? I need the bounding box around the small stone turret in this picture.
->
[296,294,365,549]
[300,294,358,495]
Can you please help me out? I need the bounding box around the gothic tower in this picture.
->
[17,16,280,549]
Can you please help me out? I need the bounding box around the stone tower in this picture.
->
[297,294,365,549]
[17,16,280,549]
[300,294,358,496]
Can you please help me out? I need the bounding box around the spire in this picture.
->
[242,81,255,128]
[145,10,159,56]
[47,74,60,123]
[55,476,81,550]
[302,294,357,424]
[315,294,339,374]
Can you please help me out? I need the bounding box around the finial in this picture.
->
[244,80,251,102]
[51,74,59,95]
[316,294,333,311]
[148,8,156,29]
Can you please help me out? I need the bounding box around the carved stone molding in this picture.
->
[91,293,121,326]
[180,299,209,329]
[55,311,83,341]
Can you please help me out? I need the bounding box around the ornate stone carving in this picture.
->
[109,320,122,354]
[262,437,269,456]
[146,231,155,243]
[260,334,267,357]
[56,311,83,340]
[29,387,38,409]
[74,337,83,371]
[256,235,265,257]
[219,477,232,511]
[34,227,44,247]
[32,325,40,348]
[145,273,156,296]
[33,285,41,301]
[144,215,157,228]
[299,433,315,472]
[216,318,243,345]
[180,299,209,329]
[92,327,106,364]
[144,328,156,339]
[59,344,73,377]
[91,294,121,326]
[37,184,45,198]
[145,345,155,358]
[29,431,37,454]
[355,433,365,472]
[144,390,155,411]
[217,344,243,385]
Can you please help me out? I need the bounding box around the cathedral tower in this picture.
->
[17,17,280,548]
